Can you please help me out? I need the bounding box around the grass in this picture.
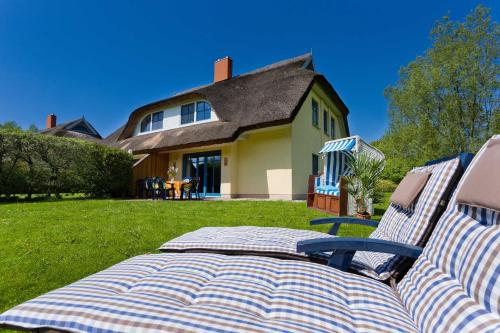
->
[0,196,389,314]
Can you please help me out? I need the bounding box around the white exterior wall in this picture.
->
[133,100,219,136]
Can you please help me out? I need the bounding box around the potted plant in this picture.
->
[167,165,178,183]
[343,153,385,219]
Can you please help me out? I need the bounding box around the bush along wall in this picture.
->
[0,130,133,198]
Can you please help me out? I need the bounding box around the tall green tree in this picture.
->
[374,5,499,182]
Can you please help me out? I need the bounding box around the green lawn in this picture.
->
[0,196,389,313]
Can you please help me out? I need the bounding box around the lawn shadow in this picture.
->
[0,194,119,204]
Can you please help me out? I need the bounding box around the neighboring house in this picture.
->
[41,114,103,142]
[104,53,350,199]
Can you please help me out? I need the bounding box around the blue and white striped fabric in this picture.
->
[161,226,329,260]
[397,135,500,332]
[352,156,461,280]
[0,253,419,333]
[160,157,462,281]
[315,148,353,195]
[318,137,356,154]
[314,177,340,195]
[321,150,352,187]
[314,137,356,194]
[315,187,340,196]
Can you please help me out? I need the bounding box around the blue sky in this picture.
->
[0,1,498,142]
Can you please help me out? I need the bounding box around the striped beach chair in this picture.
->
[0,136,498,332]
[314,137,356,196]
[314,136,383,199]
[159,153,472,281]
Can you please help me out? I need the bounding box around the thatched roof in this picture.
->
[41,117,103,143]
[104,53,349,153]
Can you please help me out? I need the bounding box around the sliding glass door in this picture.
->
[182,150,221,197]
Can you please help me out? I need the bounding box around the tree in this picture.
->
[374,5,499,182]
[27,124,39,133]
[0,121,22,131]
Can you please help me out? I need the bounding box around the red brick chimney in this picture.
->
[46,114,57,129]
[214,56,232,82]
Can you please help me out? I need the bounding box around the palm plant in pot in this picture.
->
[343,153,385,219]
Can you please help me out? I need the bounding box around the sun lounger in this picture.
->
[0,136,498,332]
[159,153,473,281]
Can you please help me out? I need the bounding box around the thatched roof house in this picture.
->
[105,53,350,200]
[41,115,102,143]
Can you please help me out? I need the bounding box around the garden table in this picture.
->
[166,181,182,197]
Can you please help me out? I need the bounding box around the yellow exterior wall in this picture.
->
[164,125,292,199]
[141,83,348,200]
[291,83,348,199]
[235,125,292,199]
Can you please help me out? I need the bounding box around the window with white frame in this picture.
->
[140,114,152,133]
[196,101,211,121]
[140,111,164,133]
[181,103,195,124]
[138,100,215,135]
[152,111,163,130]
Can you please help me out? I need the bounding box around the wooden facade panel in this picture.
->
[132,153,169,196]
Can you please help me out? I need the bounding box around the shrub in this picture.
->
[0,130,133,198]
[377,179,398,193]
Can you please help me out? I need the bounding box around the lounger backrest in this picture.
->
[351,155,471,280]
[398,135,500,332]
[373,156,464,246]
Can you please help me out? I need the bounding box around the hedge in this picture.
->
[0,130,134,198]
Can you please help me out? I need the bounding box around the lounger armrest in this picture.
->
[296,237,423,271]
[310,217,379,235]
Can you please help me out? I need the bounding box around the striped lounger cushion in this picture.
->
[397,135,500,332]
[0,253,419,333]
[160,157,462,281]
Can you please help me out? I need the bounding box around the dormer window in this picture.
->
[140,114,152,133]
[196,101,211,121]
[152,111,163,130]
[181,101,213,124]
[181,103,195,124]
[137,100,216,135]
[140,111,164,133]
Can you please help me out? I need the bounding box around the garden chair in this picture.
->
[152,177,174,200]
[1,136,498,332]
[181,176,200,200]
[159,153,473,281]
[151,177,164,200]
[143,177,155,199]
